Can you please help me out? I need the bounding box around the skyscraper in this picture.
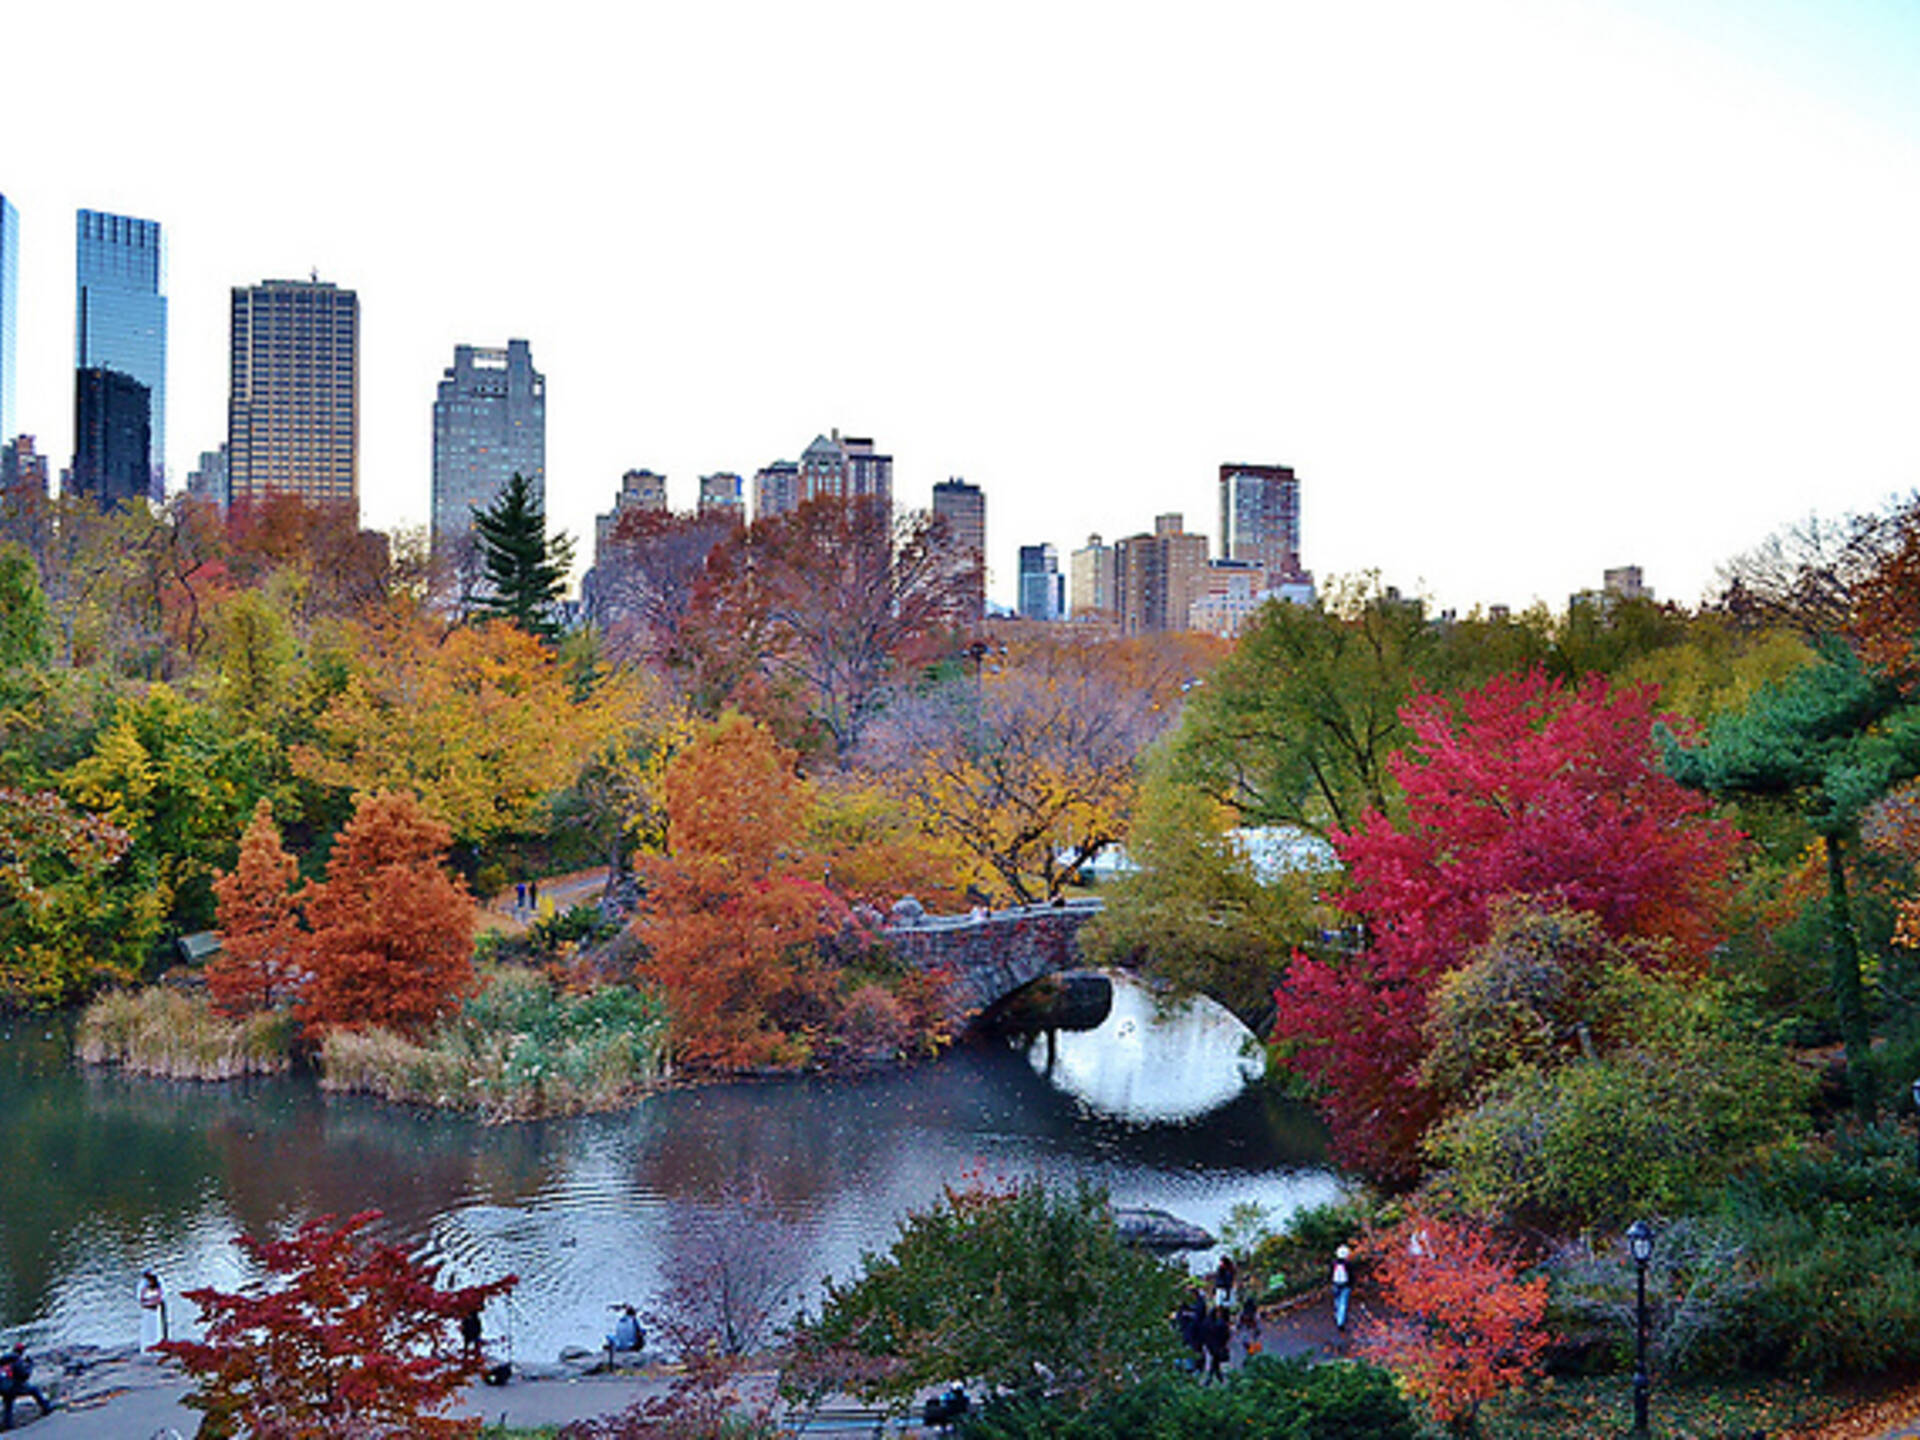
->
[430,339,545,552]
[931,477,986,622]
[1069,534,1115,618]
[1017,543,1064,622]
[1114,514,1208,634]
[75,209,167,499]
[71,367,152,510]
[227,279,359,514]
[1218,463,1303,580]
[0,196,18,448]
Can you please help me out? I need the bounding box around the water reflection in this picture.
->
[0,994,1337,1362]
[1027,974,1266,1123]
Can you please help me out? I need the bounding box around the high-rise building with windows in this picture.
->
[430,339,544,552]
[1017,543,1064,622]
[71,367,151,510]
[1219,462,1303,580]
[798,429,892,510]
[75,209,167,499]
[227,279,359,514]
[698,471,744,519]
[1114,513,1208,634]
[185,444,229,510]
[0,196,18,448]
[931,477,986,622]
[1,434,50,496]
[754,459,800,521]
[1069,534,1115,619]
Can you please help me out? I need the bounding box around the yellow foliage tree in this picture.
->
[291,614,646,845]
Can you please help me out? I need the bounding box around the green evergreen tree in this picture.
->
[1664,638,1920,1118]
[471,473,574,639]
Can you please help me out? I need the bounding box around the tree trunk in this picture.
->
[1826,832,1876,1120]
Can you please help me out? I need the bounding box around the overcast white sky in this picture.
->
[6,0,1919,613]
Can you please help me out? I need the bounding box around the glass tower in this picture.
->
[430,338,545,552]
[0,195,17,447]
[75,209,167,498]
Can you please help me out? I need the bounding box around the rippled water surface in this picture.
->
[0,978,1335,1360]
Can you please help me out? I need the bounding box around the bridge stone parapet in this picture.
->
[884,897,1104,1026]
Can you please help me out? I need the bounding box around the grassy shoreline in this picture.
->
[76,987,293,1078]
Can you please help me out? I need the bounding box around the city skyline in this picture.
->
[4,0,1919,612]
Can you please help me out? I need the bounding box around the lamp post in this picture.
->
[1626,1220,1653,1437]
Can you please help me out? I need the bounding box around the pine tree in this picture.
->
[470,472,574,640]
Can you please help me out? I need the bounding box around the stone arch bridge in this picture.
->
[882,897,1109,1029]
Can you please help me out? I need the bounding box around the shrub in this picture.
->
[77,987,293,1078]
[321,967,668,1118]
[1245,1193,1382,1301]
[960,1355,1416,1439]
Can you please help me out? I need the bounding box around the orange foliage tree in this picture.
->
[209,798,305,1016]
[634,714,850,1071]
[1357,1206,1552,1434]
[297,791,475,1041]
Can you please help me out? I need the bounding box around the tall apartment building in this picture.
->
[754,459,800,521]
[1,434,50,495]
[227,279,360,514]
[698,472,745,519]
[0,196,17,448]
[1114,513,1208,634]
[799,429,892,509]
[1219,462,1304,580]
[430,339,545,552]
[72,367,151,510]
[1017,543,1064,621]
[75,210,167,501]
[931,477,986,622]
[1069,534,1116,618]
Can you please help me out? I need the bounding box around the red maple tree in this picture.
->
[297,790,475,1041]
[1356,1206,1552,1434]
[1273,670,1740,1178]
[209,798,306,1016]
[160,1210,515,1439]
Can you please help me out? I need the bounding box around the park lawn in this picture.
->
[1472,1370,1912,1439]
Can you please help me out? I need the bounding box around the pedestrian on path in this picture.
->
[0,1342,53,1428]
[1331,1244,1353,1332]
[138,1270,167,1351]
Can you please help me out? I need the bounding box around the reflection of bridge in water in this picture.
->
[882,897,1107,1028]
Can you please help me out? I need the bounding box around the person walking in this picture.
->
[1202,1304,1232,1382]
[0,1342,53,1428]
[138,1271,167,1351]
[1331,1244,1353,1333]
[1213,1253,1237,1308]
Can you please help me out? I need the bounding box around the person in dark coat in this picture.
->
[1202,1305,1232,1381]
[0,1342,53,1428]
[459,1304,483,1362]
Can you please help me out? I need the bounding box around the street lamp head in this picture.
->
[1626,1219,1653,1265]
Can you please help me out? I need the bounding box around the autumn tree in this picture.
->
[1356,1207,1552,1435]
[591,507,737,667]
[677,496,971,758]
[865,632,1182,903]
[210,798,306,1016]
[292,611,637,847]
[298,790,475,1040]
[1085,764,1327,1024]
[470,472,575,640]
[1276,670,1740,1180]
[1853,493,1920,685]
[634,714,846,1071]
[160,1210,515,1440]
[0,787,151,1007]
[224,493,395,625]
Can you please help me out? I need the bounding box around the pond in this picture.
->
[0,975,1338,1361]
